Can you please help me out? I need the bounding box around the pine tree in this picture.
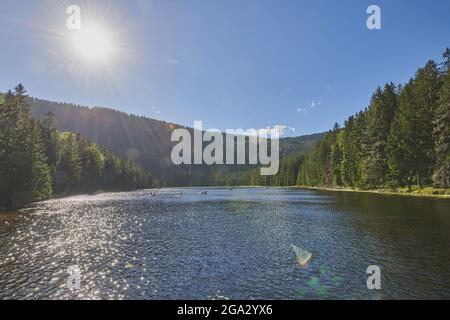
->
[0,85,51,208]
[442,47,450,71]
[387,81,416,188]
[331,124,343,186]
[433,66,450,187]
[77,134,104,192]
[361,84,398,188]
[411,61,441,187]
[1,85,154,207]
[0,91,14,208]
[40,112,60,171]
[340,115,362,188]
[30,120,52,201]
[56,133,82,193]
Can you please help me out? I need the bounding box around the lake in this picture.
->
[0,187,449,300]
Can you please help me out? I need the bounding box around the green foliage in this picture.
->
[238,49,450,191]
[1,86,154,209]
[28,97,324,187]
[433,59,450,187]
[338,114,364,188]
[53,131,154,194]
[3,50,448,197]
[361,84,398,188]
[386,81,420,188]
[0,85,51,209]
[295,52,449,191]
[225,154,304,187]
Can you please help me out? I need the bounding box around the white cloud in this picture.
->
[256,125,296,138]
[297,100,321,114]
[308,101,321,108]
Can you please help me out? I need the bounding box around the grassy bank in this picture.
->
[294,186,450,199]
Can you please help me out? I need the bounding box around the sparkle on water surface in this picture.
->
[1,188,450,300]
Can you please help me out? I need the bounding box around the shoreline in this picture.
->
[291,186,450,199]
[0,188,148,214]
[2,185,449,214]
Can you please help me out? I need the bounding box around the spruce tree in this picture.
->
[387,81,416,188]
[30,120,52,201]
[40,112,60,171]
[56,133,82,193]
[433,65,450,187]
[0,85,51,208]
[411,61,441,187]
[362,84,398,188]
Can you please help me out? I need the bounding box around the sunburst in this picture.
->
[16,0,142,92]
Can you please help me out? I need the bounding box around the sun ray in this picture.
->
[10,0,143,94]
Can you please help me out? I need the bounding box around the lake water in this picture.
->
[0,188,449,300]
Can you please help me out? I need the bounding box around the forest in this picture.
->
[28,97,323,187]
[2,49,449,210]
[0,85,154,210]
[228,49,450,192]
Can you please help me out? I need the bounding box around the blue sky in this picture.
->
[0,0,449,136]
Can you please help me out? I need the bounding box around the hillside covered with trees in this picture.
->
[5,47,447,206]
[0,85,154,210]
[297,49,450,191]
[226,49,450,193]
[29,98,324,186]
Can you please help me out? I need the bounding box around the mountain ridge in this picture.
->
[27,96,325,186]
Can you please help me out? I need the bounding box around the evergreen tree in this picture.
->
[362,84,398,188]
[56,133,82,193]
[1,85,155,208]
[387,82,417,188]
[294,52,447,191]
[331,124,343,186]
[30,120,52,201]
[339,115,363,188]
[40,112,60,171]
[433,65,450,187]
[411,61,441,187]
[0,85,51,208]
[442,47,450,71]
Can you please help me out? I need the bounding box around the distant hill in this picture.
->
[28,97,325,186]
[279,133,326,158]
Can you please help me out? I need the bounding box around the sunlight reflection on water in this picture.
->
[0,188,449,300]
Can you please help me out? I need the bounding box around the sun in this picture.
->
[28,1,140,89]
[71,24,115,64]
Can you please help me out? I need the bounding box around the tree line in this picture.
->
[0,85,155,210]
[225,154,304,187]
[227,49,450,191]
[298,49,450,190]
[28,97,324,187]
[2,49,448,204]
